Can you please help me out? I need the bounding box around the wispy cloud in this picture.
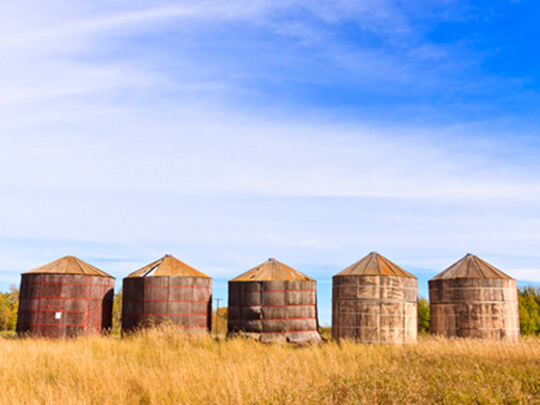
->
[0,0,406,45]
[509,269,540,284]
[2,106,540,199]
[0,0,484,101]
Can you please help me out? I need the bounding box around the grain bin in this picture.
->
[16,256,115,338]
[332,252,417,344]
[228,258,322,343]
[122,255,212,333]
[429,254,519,341]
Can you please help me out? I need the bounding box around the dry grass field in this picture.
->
[0,328,539,405]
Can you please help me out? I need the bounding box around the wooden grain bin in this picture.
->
[16,256,115,338]
[228,258,322,343]
[332,252,417,344]
[122,255,212,333]
[429,254,519,341]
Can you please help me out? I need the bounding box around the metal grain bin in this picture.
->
[228,258,322,343]
[429,254,519,341]
[332,252,417,344]
[16,256,115,338]
[122,255,212,333]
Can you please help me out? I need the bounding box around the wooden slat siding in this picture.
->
[429,278,520,342]
[227,280,322,343]
[332,275,417,344]
[121,276,212,333]
[16,274,114,338]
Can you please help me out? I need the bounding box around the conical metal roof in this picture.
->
[334,252,416,278]
[126,255,210,278]
[24,255,114,278]
[230,258,314,282]
[431,254,513,280]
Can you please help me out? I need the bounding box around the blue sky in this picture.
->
[1,0,540,324]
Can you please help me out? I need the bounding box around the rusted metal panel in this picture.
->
[16,273,114,338]
[333,275,418,344]
[126,255,210,279]
[228,260,321,343]
[432,254,513,280]
[122,256,212,333]
[24,256,112,277]
[332,253,417,344]
[335,252,416,278]
[122,276,212,333]
[429,278,520,341]
[429,255,519,342]
[230,258,314,282]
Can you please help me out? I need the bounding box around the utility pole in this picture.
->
[213,298,223,337]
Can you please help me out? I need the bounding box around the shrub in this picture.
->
[518,286,540,335]
[0,286,18,331]
[418,296,430,335]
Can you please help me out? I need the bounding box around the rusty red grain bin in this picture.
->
[429,254,520,342]
[228,258,322,343]
[16,256,115,338]
[332,252,417,344]
[122,255,212,333]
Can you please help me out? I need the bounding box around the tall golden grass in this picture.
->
[1,328,539,405]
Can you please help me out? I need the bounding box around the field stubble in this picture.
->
[0,328,539,405]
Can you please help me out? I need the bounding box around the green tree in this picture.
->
[112,289,122,334]
[418,297,430,335]
[0,294,9,331]
[0,286,19,331]
[7,286,18,330]
[518,286,540,335]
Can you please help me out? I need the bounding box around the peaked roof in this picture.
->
[334,252,416,278]
[230,258,314,282]
[24,256,114,278]
[431,254,513,280]
[126,255,210,278]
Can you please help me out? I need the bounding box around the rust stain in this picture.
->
[334,252,416,278]
[17,273,115,338]
[126,255,211,279]
[431,254,513,280]
[24,256,114,278]
[230,258,314,282]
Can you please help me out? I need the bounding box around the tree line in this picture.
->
[0,286,18,331]
[2,286,540,335]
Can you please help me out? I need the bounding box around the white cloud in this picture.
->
[0,0,404,45]
[0,0,461,95]
[2,104,539,203]
[508,269,540,284]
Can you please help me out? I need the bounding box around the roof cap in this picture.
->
[334,252,416,278]
[431,254,513,280]
[24,255,114,278]
[126,255,210,278]
[230,258,314,282]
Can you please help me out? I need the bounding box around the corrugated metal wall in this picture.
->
[16,273,114,338]
[122,276,212,333]
[429,278,520,341]
[228,280,321,343]
[332,275,417,343]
